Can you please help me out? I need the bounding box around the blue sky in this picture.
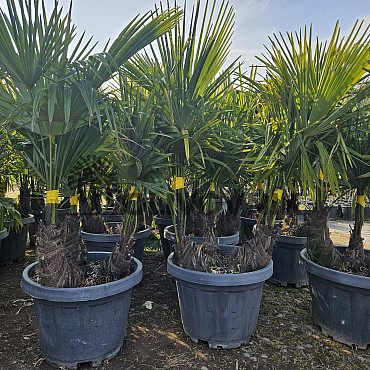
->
[1,0,369,70]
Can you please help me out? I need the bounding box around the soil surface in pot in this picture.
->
[0,231,369,369]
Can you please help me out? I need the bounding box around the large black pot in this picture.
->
[153,215,173,259]
[22,252,142,369]
[167,253,273,349]
[81,226,151,262]
[164,225,239,249]
[269,235,308,287]
[300,247,370,349]
[0,215,35,265]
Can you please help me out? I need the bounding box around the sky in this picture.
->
[0,0,369,71]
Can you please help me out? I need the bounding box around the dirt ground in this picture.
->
[0,229,369,370]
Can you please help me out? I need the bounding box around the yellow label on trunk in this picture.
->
[319,169,324,181]
[70,195,79,206]
[258,183,264,190]
[171,177,185,190]
[356,195,365,207]
[272,188,283,201]
[210,182,215,192]
[129,186,139,201]
[46,190,59,204]
[24,169,28,175]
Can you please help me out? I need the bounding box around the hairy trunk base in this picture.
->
[304,209,370,276]
[173,225,276,274]
[35,215,134,288]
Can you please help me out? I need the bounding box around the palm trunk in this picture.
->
[346,190,365,260]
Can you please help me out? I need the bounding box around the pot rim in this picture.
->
[5,214,35,228]
[164,224,239,244]
[81,225,151,242]
[167,253,273,286]
[0,228,8,239]
[22,253,142,302]
[300,248,370,289]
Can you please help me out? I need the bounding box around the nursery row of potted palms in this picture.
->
[0,0,369,367]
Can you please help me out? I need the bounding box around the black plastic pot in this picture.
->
[0,228,8,248]
[364,206,370,219]
[164,225,239,249]
[29,210,43,246]
[167,253,273,349]
[341,205,353,221]
[22,252,142,369]
[81,226,151,262]
[269,235,308,287]
[0,215,35,265]
[102,214,124,223]
[153,215,173,258]
[300,247,370,349]
[328,205,338,220]
[218,244,240,255]
[240,217,257,239]
[57,208,71,223]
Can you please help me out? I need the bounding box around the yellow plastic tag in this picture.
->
[357,195,365,207]
[46,190,59,204]
[210,182,215,192]
[70,195,78,206]
[24,169,28,175]
[258,183,264,190]
[171,177,185,190]
[319,169,324,181]
[272,189,283,201]
[129,186,139,201]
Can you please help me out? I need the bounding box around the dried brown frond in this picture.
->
[81,213,106,234]
[100,232,133,280]
[232,227,277,273]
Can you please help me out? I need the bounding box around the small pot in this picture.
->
[29,210,44,246]
[102,214,124,223]
[0,215,35,265]
[269,235,308,287]
[81,226,151,262]
[240,217,257,239]
[164,225,239,249]
[153,215,173,258]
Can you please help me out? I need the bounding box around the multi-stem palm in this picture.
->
[108,79,172,235]
[256,21,370,267]
[124,0,238,238]
[0,0,181,224]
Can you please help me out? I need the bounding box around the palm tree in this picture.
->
[256,21,370,268]
[0,0,182,224]
[340,93,370,265]
[124,0,238,239]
